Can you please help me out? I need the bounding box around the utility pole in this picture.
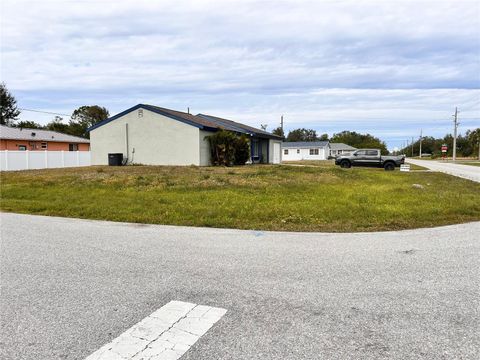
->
[419,129,423,157]
[452,107,459,161]
[411,137,414,157]
[280,115,284,134]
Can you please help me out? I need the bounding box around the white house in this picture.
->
[329,143,357,157]
[87,104,282,166]
[281,141,329,161]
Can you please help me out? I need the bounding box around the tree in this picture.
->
[286,128,318,142]
[205,130,251,166]
[271,127,285,140]
[69,105,109,137]
[0,83,20,125]
[331,130,388,155]
[46,116,71,134]
[13,120,44,129]
[318,133,329,141]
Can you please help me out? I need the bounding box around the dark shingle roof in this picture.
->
[282,141,329,148]
[196,113,282,139]
[88,104,282,140]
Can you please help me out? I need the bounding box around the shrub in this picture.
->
[206,130,250,166]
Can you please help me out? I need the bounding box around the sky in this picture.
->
[1,0,479,150]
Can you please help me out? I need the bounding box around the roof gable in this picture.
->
[87,105,282,140]
[87,104,218,132]
[329,143,357,150]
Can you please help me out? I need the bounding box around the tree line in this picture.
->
[398,129,480,158]
[271,126,389,154]
[1,83,108,138]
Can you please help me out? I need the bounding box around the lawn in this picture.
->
[1,164,479,232]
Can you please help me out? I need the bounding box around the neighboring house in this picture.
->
[281,141,329,161]
[329,143,357,157]
[0,125,90,151]
[87,104,283,166]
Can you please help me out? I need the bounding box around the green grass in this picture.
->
[1,164,479,232]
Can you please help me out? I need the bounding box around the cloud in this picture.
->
[1,0,479,148]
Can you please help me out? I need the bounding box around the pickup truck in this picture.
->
[335,149,405,170]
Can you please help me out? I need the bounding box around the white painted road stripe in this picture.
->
[85,301,227,360]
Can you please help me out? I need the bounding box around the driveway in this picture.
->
[1,213,479,359]
[406,158,480,182]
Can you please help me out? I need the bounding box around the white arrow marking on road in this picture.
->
[85,301,227,360]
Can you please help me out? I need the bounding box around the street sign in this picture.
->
[441,144,448,153]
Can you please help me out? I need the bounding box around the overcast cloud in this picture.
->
[1,0,479,148]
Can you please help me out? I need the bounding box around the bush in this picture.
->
[206,130,250,166]
[233,135,250,165]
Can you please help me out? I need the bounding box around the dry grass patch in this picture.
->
[1,163,479,232]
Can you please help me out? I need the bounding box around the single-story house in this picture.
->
[329,143,356,157]
[281,141,329,161]
[87,104,283,166]
[0,125,90,151]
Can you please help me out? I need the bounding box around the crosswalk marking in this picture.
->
[85,301,227,360]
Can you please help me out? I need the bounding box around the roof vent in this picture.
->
[31,132,36,137]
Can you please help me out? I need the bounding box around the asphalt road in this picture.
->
[406,158,480,182]
[1,213,479,360]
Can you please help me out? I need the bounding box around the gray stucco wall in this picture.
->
[90,108,201,166]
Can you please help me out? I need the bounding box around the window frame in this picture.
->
[284,149,289,155]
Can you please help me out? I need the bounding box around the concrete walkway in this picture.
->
[406,158,480,183]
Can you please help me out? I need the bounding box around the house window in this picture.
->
[18,145,27,151]
[138,109,143,118]
[69,144,78,151]
[309,149,319,155]
[284,149,288,155]
[297,149,300,154]
[41,142,48,149]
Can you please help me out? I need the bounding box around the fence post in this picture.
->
[76,150,80,166]
[4,150,8,171]
[45,150,48,168]
[61,150,65,167]
[26,150,29,169]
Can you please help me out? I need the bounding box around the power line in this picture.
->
[19,108,72,117]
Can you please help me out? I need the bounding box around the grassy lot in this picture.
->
[1,164,479,232]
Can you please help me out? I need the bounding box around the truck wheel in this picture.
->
[340,160,351,168]
[384,162,395,171]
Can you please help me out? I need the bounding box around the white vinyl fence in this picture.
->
[0,151,91,171]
